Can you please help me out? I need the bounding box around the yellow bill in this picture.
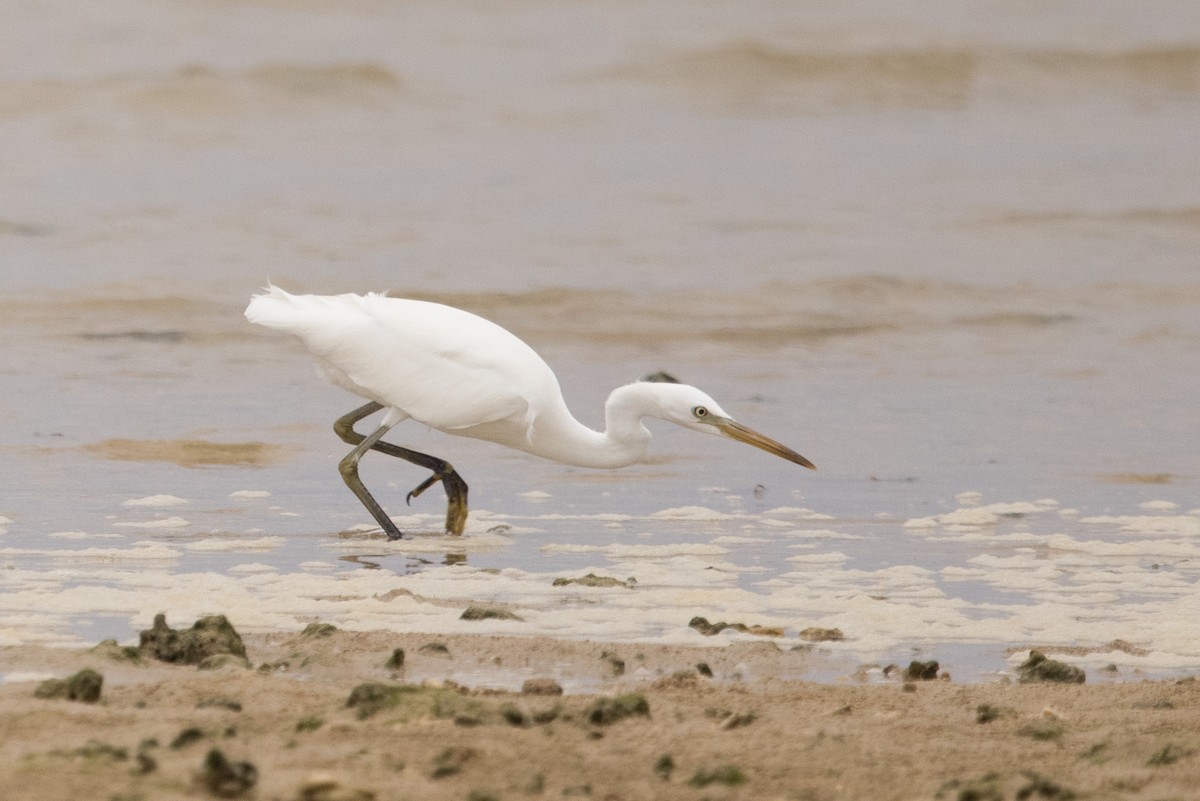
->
[715,419,816,470]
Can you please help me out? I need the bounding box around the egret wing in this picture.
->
[252,289,558,432]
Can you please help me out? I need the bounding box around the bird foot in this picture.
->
[406,464,461,504]
[405,473,441,505]
[403,467,468,536]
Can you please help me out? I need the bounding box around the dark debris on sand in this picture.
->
[196,748,257,798]
[1019,650,1086,684]
[34,668,104,703]
[139,613,248,666]
[688,616,784,638]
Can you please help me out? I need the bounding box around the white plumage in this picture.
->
[246,285,814,538]
[248,288,547,438]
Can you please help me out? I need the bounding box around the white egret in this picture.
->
[245,285,815,539]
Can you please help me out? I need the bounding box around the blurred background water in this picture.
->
[1,0,1198,680]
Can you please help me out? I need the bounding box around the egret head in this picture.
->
[643,382,816,470]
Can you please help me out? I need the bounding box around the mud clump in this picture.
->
[1147,743,1192,766]
[171,727,207,750]
[1018,651,1085,684]
[1018,719,1067,742]
[385,648,405,670]
[798,627,844,642]
[345,683,405,719]
[903,660,941,681]
[34,668,104,703]
[196,748,257,798]
[689,765,747,788]
[89,638,142,662]
[600,651,625,676]
[197,697,243,712]
[585,693,650,726]
[521,678,563,696]
[1017,771,1076,799]
[54,740,128,761]
[460,606,523,621]
[688,616,784,637]
[690,616,738,636]
[976,704,1016,724]
[140,613,248,666]
[552,573,635,589]
[300,622,338,638]
[295,715,324,733]
[344,682,489,724]
[431,746,476,779]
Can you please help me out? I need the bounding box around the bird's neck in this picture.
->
[528,383,658,469]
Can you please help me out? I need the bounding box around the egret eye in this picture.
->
[692,406,709,419]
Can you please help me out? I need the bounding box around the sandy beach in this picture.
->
[2,623,1199,801]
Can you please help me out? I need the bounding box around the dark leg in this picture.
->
[338,419,404,541]
[333,402,470,536]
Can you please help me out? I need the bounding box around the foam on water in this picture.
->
[121,494,190,508]
[183,536,286,552]
[112,516,190,530]
[2,486,1198,681]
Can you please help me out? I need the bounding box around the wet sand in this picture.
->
[3,0,1198,674]
[3,627,1199,801]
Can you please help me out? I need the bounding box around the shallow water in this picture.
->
[1,0,1198,681]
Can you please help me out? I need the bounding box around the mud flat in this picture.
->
[2,625,1199,800]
